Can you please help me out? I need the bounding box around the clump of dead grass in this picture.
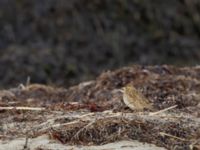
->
[45,112,200,149]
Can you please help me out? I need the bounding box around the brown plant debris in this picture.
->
[0,65,200,150]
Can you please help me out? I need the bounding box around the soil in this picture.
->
[0,65,200,150]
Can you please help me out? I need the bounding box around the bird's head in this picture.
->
[119,84,135,94]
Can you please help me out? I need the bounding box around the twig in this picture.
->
[26,76,31,86]
[0,106,45,111]
[35,113,95,132]
[72,119,96,140]
[23,134,29,150]
[76,112,95,119]
[52,120,81,128]
[189,140,200,150]
[39,120,81,132]
[149,105,177,116]
[19,84,26,90]
[159,132,189,141]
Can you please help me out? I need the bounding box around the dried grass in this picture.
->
[1,66,200,149]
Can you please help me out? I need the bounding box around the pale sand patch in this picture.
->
[0,135,166,150]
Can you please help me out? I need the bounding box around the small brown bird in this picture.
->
[121,85,152,111]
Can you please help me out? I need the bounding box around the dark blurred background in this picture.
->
[1,0,200,88]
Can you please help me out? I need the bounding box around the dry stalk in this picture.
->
[159,132,189,141]
[39,120,81,132]
[23,134,29,150]
[0,106,45,111]
[149,105,177,116]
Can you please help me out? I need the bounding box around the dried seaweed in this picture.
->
[0,65,200,149]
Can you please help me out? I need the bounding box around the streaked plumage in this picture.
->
[122,85,152,111]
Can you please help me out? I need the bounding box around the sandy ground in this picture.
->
[0,135,166,150]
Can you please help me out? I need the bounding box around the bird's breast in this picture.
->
[123,94,135,110]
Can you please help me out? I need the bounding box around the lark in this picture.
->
[121,85,152,111]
